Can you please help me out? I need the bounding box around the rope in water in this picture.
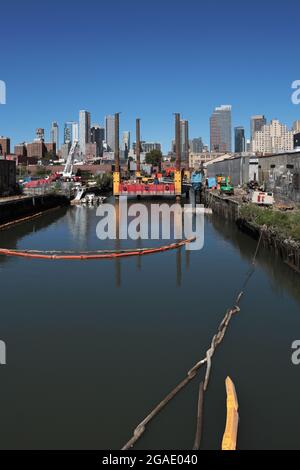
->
[121,228,265,450]
[0,237,196,260]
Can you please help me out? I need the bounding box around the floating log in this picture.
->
[221,376,239,451]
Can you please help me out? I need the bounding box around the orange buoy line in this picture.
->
[0,237,196,261]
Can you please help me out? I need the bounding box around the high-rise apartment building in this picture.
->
[132,141,161,154]
[143,142,161,153]
[121,131,130,158]
[35,128,45,141]
[14,143,27,157]
[252,119,294,154]
[50,122,59,152]
[180,120,189,162]
[210,105,232,152]
[79,110,91,157]
[190,137,204,154]
[122,131,130,151]
[293,120,300,133]
[105,115,115,152]
[234,127,245,153]
[91,124,105,157]
[250,115,266,140]
[0,137,11,156]
[64,121,79,145]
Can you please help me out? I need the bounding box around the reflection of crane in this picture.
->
[66,205,88,246]
[63,140,78,178]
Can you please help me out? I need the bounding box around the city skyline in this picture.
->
[2,109,300,158]
[1,0,300,153]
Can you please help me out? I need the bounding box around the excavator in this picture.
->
[217,175,234,196]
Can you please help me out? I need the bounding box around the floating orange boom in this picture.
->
[0,238,195,261]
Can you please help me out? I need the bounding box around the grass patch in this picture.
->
[239,204,300,241]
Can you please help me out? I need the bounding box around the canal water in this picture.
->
[0,199,300,450]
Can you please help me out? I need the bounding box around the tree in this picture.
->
[95,173,113,191]
[42,151,55,164]
[145,149,163,167]
[35,166,51,177]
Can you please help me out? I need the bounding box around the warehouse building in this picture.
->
[206,151,300,202]
[206,154,251,186]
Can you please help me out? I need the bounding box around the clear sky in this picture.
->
[1,0,300,152]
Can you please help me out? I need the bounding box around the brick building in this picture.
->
[0,137,11,156]
[26,142,56,159]
[0,159,16,195]
[14,143,27,157]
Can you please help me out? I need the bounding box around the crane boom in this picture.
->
[63,140,78,178]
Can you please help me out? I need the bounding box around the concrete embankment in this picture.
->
[203,190,300,273]
[0,194,70,228]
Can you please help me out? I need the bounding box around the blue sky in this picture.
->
[1,0,300,152]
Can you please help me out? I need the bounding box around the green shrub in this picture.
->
[240,204,300,241]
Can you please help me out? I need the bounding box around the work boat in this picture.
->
[83,194,106,205]
[86,193,96,204]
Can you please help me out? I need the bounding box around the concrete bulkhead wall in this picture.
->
[0,194,70,226]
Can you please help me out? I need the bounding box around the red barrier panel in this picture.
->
[119,183,175,194]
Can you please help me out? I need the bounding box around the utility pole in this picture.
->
[174,113,182,197]
[136,118,141,177]
[113,112,120,197]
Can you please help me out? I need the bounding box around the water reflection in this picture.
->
[210,215,300,303]
[0,207,68,265]
[176,247,182,287]
[0,204,299,450]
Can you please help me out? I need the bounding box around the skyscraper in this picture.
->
[234,127,245,153]
[250,115,266,140]
[91,124,105,157]
[210,105,232,152]
[190,137,204,153]
[121,131,130,158]
[105,115,115,152]
[50,122,59,151]
[180,120,189,163]
[64,121,79,145]
[79,110,91,157]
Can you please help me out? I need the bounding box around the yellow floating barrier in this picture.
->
[221,376,239,450]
